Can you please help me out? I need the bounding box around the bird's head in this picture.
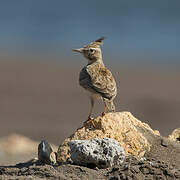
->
[72,37,105,64]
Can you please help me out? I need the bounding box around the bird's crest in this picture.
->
[94,37,105,44]
[84,37,106,48]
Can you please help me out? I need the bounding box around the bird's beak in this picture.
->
[72,48,83,53]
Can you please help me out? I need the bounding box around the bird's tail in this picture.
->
[104,100,115,112]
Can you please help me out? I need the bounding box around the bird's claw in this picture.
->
[83,116,94,125]
[102,112,106,117]
[88,116,93,120]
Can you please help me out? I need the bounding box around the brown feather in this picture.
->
[94,37,106,43]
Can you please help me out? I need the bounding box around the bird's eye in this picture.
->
[89,49,94,53]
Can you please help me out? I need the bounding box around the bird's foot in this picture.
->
[83,116,94,125]
[101,112,106,117]
[88,116,94,120]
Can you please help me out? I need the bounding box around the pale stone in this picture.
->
[168,128,180,142]
[57,112,160,162]
[69,138,125,168]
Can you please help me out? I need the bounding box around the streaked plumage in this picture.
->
[73,37,117,120]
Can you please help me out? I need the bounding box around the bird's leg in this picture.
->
[84,97,94,125]
[102,105,107,116]
[102,99,107,116]
[88,97,94,120]
[84,97,95,126]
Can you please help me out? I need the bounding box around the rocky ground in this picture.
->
[0,112,180,179]
[0,155,180,180]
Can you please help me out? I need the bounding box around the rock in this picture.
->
[38,140,57,165]
[168,128,180,142]
[69,138,125,168]
[57,112,160,163]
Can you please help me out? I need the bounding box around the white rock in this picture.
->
[69,138,125,168]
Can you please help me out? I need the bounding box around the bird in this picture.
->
[72,37,117,121]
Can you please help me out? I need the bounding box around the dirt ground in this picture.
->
[0,155,179,179]
[0,135,180,179]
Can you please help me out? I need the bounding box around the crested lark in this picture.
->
[72,37,117,120]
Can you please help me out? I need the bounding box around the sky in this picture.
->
[0,0,179,64]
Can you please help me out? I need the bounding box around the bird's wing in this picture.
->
[79,65,117,100]
[79,67,93,90]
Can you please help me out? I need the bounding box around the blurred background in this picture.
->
[0,0,179,147]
